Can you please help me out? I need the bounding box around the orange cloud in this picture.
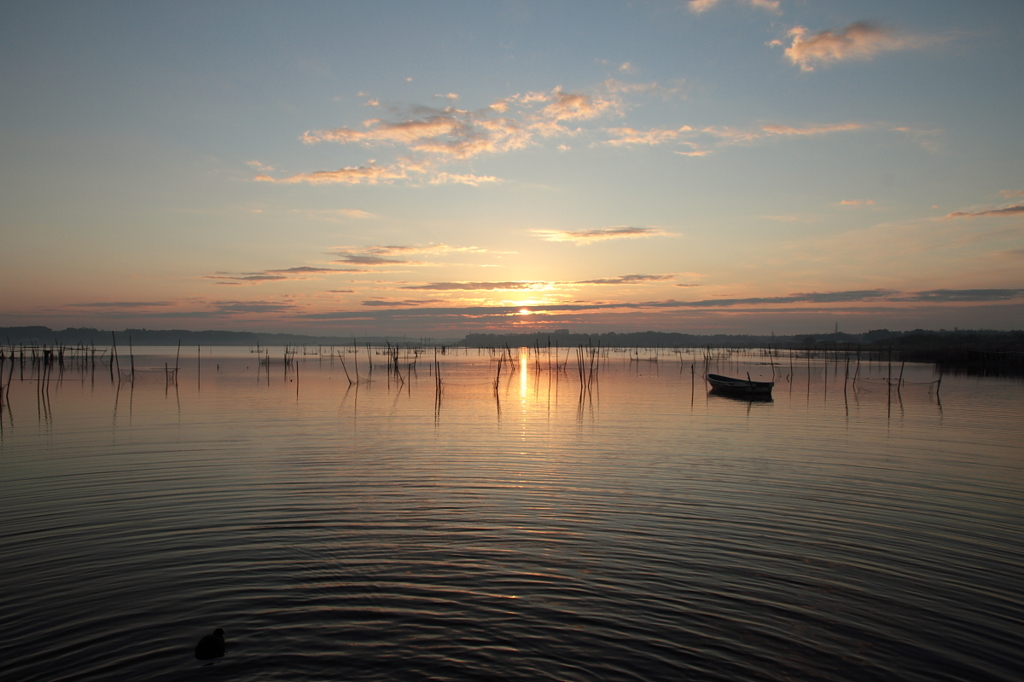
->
[303,111,531,161]
[540,90,616,122]
[604,126,692,146]
[689,0,778,13]
[777,22,937,71]
[255,164,409,185]
[302,116,462,145]
[255,81,673,187]
[762,122,863,136]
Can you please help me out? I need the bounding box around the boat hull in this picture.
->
[706,373,774,395]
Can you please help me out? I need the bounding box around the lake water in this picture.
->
[1,346,1022,681]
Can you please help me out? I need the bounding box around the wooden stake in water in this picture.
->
[111,332,120,382]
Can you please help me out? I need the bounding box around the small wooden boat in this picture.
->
[706,373,774,396]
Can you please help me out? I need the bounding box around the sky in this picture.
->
[2,0,1023,338]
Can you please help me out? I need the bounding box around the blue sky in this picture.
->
[2,0,1023,336]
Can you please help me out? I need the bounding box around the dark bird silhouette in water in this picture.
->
[194,628,226,660]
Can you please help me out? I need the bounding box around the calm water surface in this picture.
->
[1,347,1022,681]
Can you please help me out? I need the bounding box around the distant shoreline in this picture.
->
[2,324,1021,350]
[3,326,1021,377]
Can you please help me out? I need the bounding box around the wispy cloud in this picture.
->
[428,172,500,186]
[538,88,620,125]
[688,0,779,14]
[205,266,362,285]
[576,274,675,285]
[897,289,1024,303]
[268,267,358,275]
[699,122,863,146]
[640,289,896,308]
[333,254,408,265]
[999,190,1024,199]
[836,199,875,206]
[207,274,291,284]
[401,281,546,291]
[253,78,873,187]
[604,126,692,146]
[377,244,487,256]
[67,301,175,309]
[333,243,488,260]
[255,80,668,186]
[252,76,887,191]
[212,300,302,314]
[687,0,720,13]
[533,226,673,244]
[762,123,863,136]
[326,243,492,270]
[302,107,528,160]
[774,22,938,71]
[293,208,377,220]
[255,164,409,185]
[945,204,1024,219]
[362,299,438,307]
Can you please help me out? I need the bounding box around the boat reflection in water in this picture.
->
[708,389,774,403]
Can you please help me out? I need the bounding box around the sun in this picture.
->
[518,308,531,315]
